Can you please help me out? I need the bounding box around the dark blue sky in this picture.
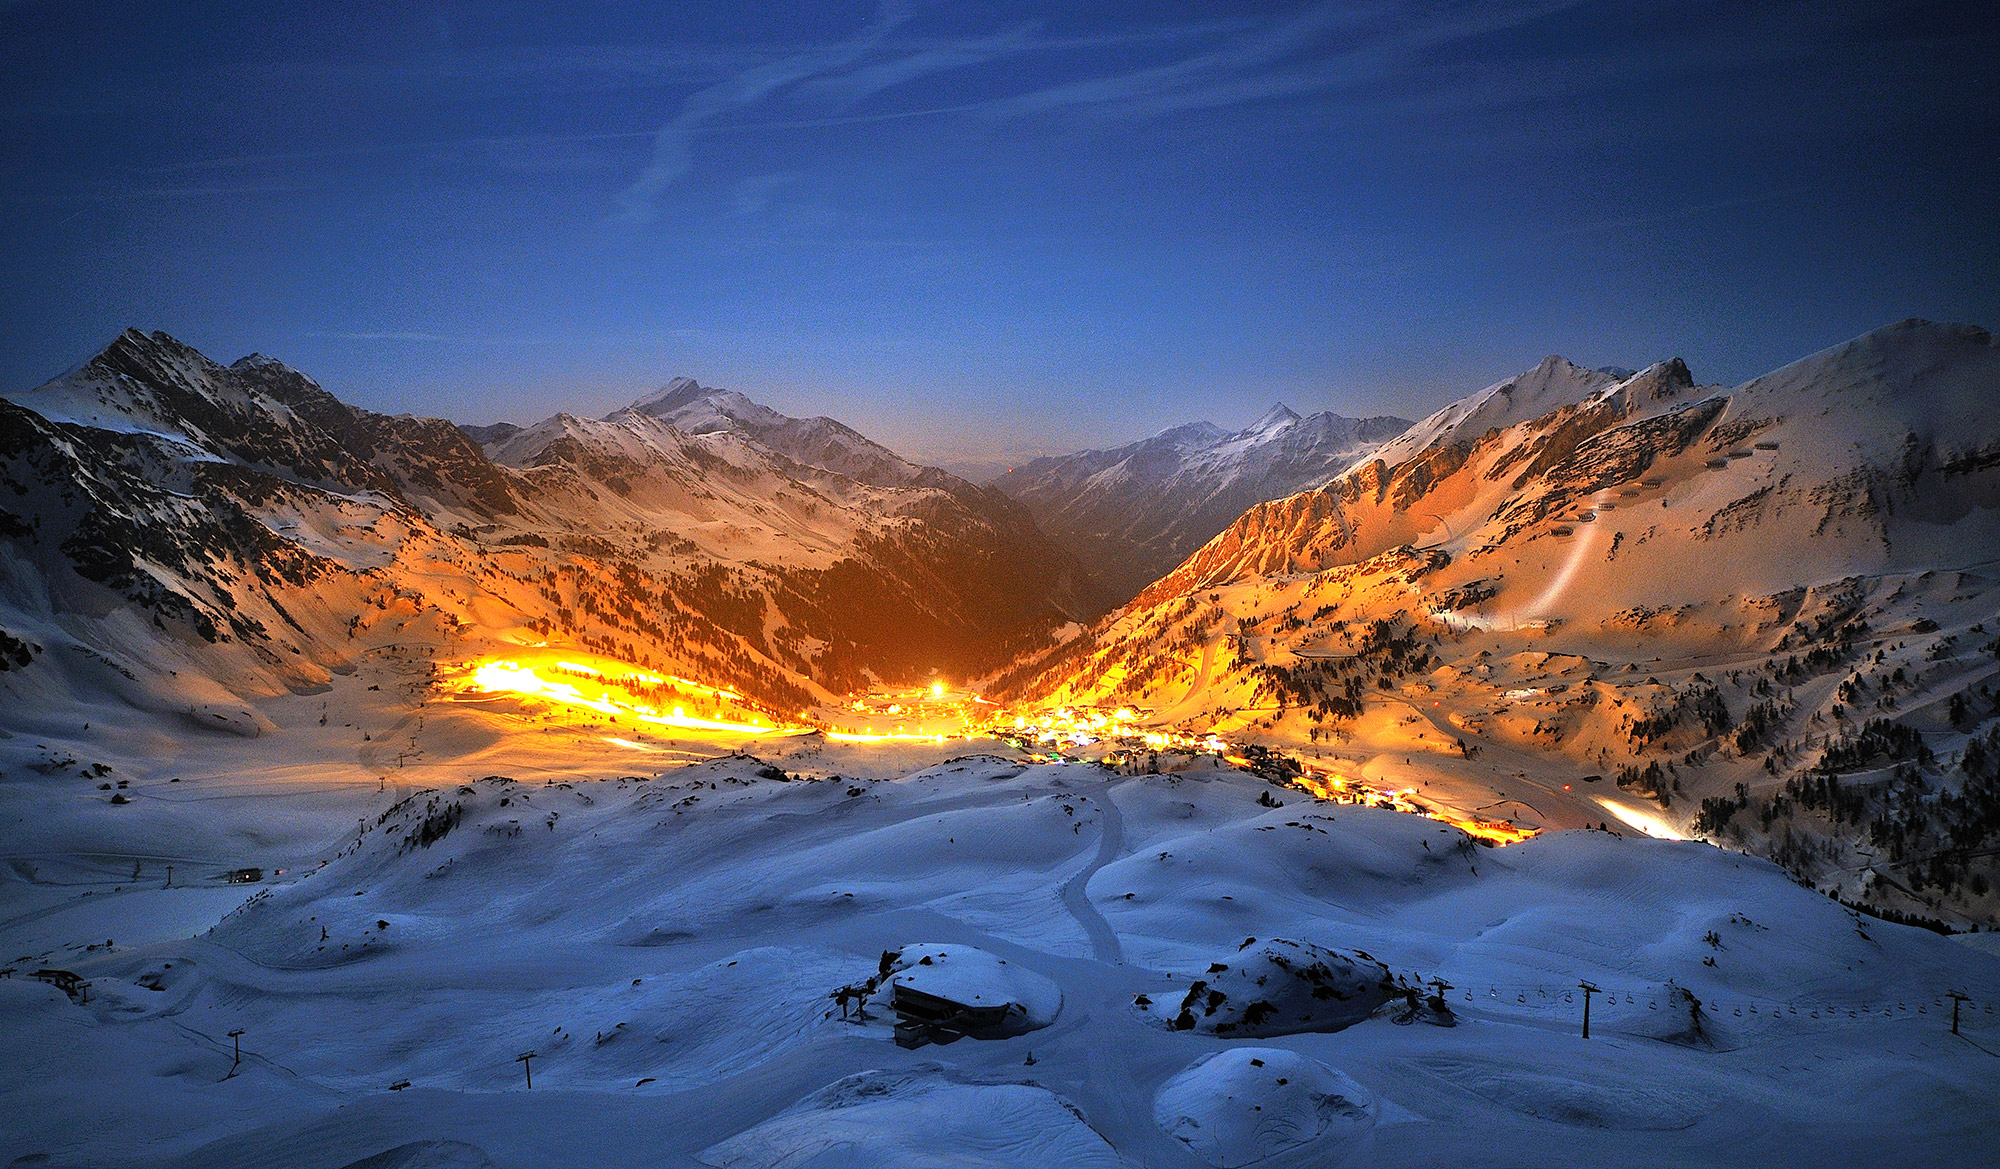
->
[3,2,1995,475]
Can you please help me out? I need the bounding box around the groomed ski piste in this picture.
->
[3,737,1996,1169]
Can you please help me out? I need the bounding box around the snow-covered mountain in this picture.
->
[1003,320,2000,924]
[0,330,1102,723]
[5,325,1999,1169]
[992,403,1411,601]
[1140,323,2000,599]
[628,376,961,491]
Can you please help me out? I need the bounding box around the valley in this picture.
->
[2,321,1998,1168]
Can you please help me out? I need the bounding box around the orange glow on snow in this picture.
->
[1594,796,1687,840]
[465,657,786,736]
[1291,758,1538,845]
[460,651,1538,845]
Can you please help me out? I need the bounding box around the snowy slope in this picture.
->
[1008,321,2000,926]
[631,377,959,492]
[1135,320,2000,603]
[2,751,1993,1167]
[1359,355,1627,473]
[993,404,1410,601]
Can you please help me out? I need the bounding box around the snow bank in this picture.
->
[1153,1047,1374,1167]
[1141,938,1396,1036]
[337,1141,497,1169]
[700,1068,1121,1169]
[1414,1055,1711,1130]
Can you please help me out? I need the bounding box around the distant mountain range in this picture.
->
[0,332,1103,722]
[992,404,1412,602]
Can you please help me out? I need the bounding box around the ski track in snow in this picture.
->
[1059,777,1128,966]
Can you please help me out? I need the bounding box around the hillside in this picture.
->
[0,331,1101,727]
[1006,320,2000,926]
[993,404,1410,601]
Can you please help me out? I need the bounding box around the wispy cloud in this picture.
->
[730,171,804,218]
[981,1,1589,123]
[795,23,1042,109]
[607,2,1600,220]
[114,3,1607,219]
[613,2,916,222]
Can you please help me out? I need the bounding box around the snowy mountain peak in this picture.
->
[624,378,789,436]
[1523,353,1596,386]
[1246,403,1301,434]
[8,327,273,442]
[1606,357,1696,403]
[1158,420,1231,447]
[1362,354,1623,472]
[594,377,989,494]
[630,375,709,414]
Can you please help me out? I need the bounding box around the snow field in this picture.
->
[0,753,1996,1167]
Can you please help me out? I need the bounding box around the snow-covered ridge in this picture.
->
[1143,319,2000,600]
[1355,354,1627,474]
[993,402,1412,602]
[621,376,953,492]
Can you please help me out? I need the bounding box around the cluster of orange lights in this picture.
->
[462,651,1538,846]
[468,660,786,735]
[461,654,954,743]
[1291,760,1538,845]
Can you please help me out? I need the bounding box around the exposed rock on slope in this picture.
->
[1142,938,1397,1036]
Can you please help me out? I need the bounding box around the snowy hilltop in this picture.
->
[993,404,1410,601]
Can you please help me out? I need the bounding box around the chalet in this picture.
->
[30,969,87,1002]
[890,982,1022,1049]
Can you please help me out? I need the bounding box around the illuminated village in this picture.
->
[456,650,1543,847]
